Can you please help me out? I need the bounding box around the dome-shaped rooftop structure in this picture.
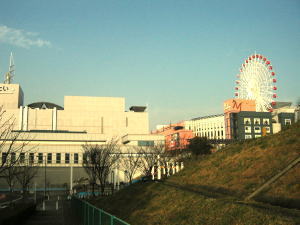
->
[27,102,64,110]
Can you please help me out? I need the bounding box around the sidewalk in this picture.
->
[22,199,64,225]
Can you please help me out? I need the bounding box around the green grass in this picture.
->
[89,121,300,225]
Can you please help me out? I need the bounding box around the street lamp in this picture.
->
[37,154,47,200]
[70,153,73,195]
[111,170,114,194]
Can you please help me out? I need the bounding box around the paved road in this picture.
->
[22,199,64,225]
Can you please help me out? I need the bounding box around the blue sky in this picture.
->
[0,0,299,129]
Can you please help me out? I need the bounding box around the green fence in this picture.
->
[71,197,130,225]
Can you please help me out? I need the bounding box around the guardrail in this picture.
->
[71,197,130,225]
[0,195,23,209]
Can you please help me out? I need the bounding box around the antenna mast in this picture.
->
[4,52,15,84]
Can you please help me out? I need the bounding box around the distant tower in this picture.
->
[4,52,15,84]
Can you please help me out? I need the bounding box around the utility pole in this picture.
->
[34,182,37,203]
[70,154,73,194]
[44,155,47,199]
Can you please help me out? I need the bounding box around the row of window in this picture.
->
[245,134,261,139]
[1,152,80,164]
[244,118,270,125]
[195,130,225,139]
[187,124,224,130]
[244,126,271,134]
[195,127,224,132]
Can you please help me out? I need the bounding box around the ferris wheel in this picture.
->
[234,53,277,112]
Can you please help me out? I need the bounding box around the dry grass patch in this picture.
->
[90,182,300,225]
[88,122,300,224]
[168,122,300,198]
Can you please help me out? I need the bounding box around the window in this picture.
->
[47,153,52,164]
[255,135,261,138]
[244,118,251,125]
[245,135,252,139]
[2,152,7,164]
[56,153,61,164]
[254,118,260,125]
[263,118,269,125]
[20,153,25,163]
[285,119,291,125]
[244,126,251,133]
[29,153,34,164]
[138,141,154,147]
[74,153,79,164]
[65,153,70,164]
[38,153,43,164]
[254,126,261,133]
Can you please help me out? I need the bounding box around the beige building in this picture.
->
[0,83,163,187]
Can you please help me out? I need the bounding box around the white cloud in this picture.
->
[0,25,51,49]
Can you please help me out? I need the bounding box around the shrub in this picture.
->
[188,137,212,156]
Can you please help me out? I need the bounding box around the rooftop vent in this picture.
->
[129,106,146,112]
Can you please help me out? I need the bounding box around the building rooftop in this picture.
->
[28,102,64,110]
[190,113,224,121]
[129,106,146,112]
[273,102,292,109]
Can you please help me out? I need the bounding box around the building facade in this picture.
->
[271,102,296,133]
[184,114,226,140]
[151,122,194,150]
[0,83,164,188]
[184,99,297,142]
[228,111,273,139]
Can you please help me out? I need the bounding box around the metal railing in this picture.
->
[71,197,130,225]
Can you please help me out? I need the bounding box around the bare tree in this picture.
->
[15,158,38,197]
[0,106,35,194]
[82,139,121,195]
[138,142,167,177]
[0,106,30,174]
[2,159,18,192]
[121,147,142,184]
[82,147,98,196]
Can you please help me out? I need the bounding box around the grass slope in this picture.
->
[91,122,300,225]
[174,121,300,199]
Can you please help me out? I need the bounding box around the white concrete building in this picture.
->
[184,114,226,139]
[271,102,297,133]
[0,82,164,188]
